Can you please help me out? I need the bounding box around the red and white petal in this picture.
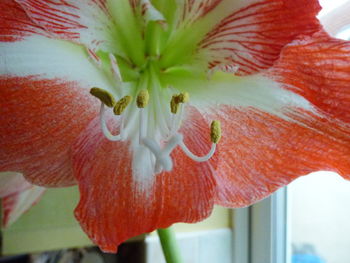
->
[150,0,225,28]
[267,31,350,124]
[176,0,223,26]
[0,33,116,186]
[195,31,350,207]
[14,0,117,53]
[210,108,350,207]
[0,77,100,186]
[178,72,314,119]
[2,185,45,228]
[72,110,216,252]
[0,172,31,198]
[0,0,48,42]
[199,0,322,75]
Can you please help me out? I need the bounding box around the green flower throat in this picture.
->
[88,0,222,177]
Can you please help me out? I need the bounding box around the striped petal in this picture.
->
[151,0,222,27]
[0,0,119,186]
[211,108,350,207]
[0,0,48,42]
[195,31,350,207]
[72,108,216,252]
[175,0,223,26]
[0,77,99,186]
[1,15,115,186]
[268,31,350,123]
[198,0,322,75]
[2,185,46,227]
[14,0,118,53]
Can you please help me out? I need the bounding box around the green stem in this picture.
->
[157,227,183,263]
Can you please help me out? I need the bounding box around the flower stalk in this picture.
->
[157,227,183,263]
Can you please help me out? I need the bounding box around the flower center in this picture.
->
[87,1,221,176]
[90,75,221,175]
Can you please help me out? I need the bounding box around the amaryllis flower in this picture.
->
[1,0,350,252]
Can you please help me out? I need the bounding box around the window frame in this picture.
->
[232,188,291,263]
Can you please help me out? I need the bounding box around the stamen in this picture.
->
[177,120,221,162]
[139,107,147,142]
[90,87,116,108]
[176,92,190,103]
[170,96,179,114]
[168,92,189,139]
[210,120,221,144]
[170,92,190,114]
[137,89,150,108]
[99,103,122,141]
[179,140,217,162]
[173,103,185,131]
[136,90,150,143]
[114,95,133,115]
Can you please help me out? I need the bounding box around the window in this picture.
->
[290,173,350,263]
[232,188,290,263]
[232,2,350,262]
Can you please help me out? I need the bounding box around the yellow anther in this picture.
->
[210,120,221,144]
[170,92,190,114]
[170,96,180,114]
[90,87,116,108]
[113,95,132,115]
[136,89,150,108]
[177,92,190,103]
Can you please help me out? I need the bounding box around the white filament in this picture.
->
[100,98,218,174]
[100,103,122,141]
[139,108,148,143]
[142,131,217,174]
[179,140,217,162]
[166,102,185,140]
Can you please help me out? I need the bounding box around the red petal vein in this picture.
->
[200,0,322,75]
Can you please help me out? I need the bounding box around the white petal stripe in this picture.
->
[0,36,114,93]
[187,73,316,121]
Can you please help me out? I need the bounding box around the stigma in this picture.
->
[91,87,221,174]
